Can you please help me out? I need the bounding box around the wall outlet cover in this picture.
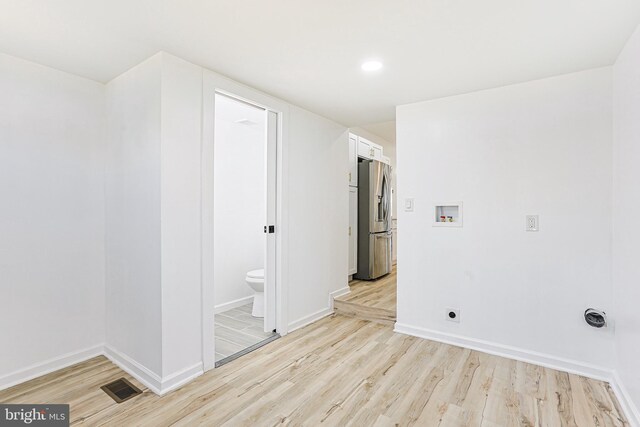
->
[445,307,460,323]
[526,215,539,232]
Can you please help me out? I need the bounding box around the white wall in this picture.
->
[396,68,615,373]
[159,54,203,381]
[213,95,265,311]
[288,107,349,327]
[0,53,105,387]
[105,54,163,378]
[613,24,640,420]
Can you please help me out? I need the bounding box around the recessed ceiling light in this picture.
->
[361,60,383,72]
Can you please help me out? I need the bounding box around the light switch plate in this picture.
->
[404,198,414,212]
[526,215,539,232]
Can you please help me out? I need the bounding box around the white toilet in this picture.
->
[246,269,264,318]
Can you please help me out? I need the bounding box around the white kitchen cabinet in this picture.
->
[357,137,371,159]
[357,136,383,161]
[348,133,358,187]
[371,144,383,161]
[349,187,358,275]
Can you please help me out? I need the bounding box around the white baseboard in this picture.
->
[1,344,203,397]
[288,288,351,333]
[329,286,351,310]
[394,323,613,381]
[103,346,163,394]
[159,362,204,396]
[215,296,253,314]
[0,344,104,392]
[288,307,333,333]
[104,346,202,395]
[610,371,640,427]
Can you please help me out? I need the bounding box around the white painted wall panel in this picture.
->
[396,68,614,369]
[288,107,349,325]
[105,54,163,377]
[159,54,204,378]
[0,53,105,382]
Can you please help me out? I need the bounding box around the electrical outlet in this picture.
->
[445,308,460,323]
[526,215,539,232]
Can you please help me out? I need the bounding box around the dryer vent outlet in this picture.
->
[584,308,607,328]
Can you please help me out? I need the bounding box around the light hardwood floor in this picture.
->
[335,267,397,325]
[0,314,627,426]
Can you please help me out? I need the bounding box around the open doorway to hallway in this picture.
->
[212,93,279,366]
[336,267,397,324]
[342,129,397,325]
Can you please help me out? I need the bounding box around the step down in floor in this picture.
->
[333,299,396,325]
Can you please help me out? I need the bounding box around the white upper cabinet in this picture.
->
[357,136,383,161]
[357,136,371,159]
[371,144,383,161]
[348,133,358,187]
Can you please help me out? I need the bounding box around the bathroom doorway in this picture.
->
[212,93,279,367]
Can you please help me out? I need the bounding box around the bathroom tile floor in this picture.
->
[214,303,275,362]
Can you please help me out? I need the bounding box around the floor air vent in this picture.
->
[101,378,142,403]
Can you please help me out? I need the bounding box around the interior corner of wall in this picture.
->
[611,370,640,427]
[103,345,163,395]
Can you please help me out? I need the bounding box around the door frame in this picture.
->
[201,71,289,372]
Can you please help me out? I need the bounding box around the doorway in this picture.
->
[339,132,397,324]
[212,93,279,367]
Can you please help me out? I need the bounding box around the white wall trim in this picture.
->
[329,286,351,310]
[611,371,640,427]
[0,344,104,392]
[288,307,333,333]
[289,286,350,333]
[214,296,253,314]
[103,346,163,395]
[104,347,203,396]
[0,344,203,397]
[394,323,613,381]
[158,362,204,396]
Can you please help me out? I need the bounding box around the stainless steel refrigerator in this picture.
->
[355,159,392,280]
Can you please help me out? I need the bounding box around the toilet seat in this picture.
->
[246,269,264,280]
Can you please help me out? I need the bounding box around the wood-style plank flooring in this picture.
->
[215,303,274,361]
[335,267,397,325]
[0,314,627,426]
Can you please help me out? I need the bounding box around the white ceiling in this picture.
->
[358,121,397,145]
[1,0,639,126]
